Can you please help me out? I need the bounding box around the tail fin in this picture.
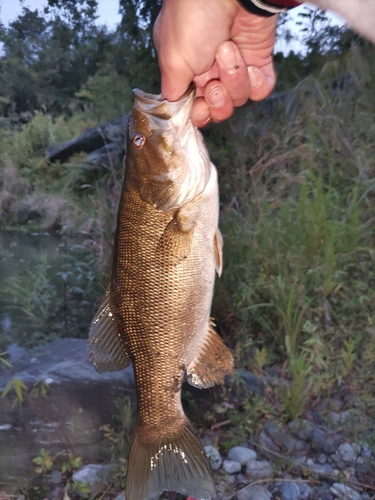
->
[125,423,216,500]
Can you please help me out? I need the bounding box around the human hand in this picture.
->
[153,0,278,127]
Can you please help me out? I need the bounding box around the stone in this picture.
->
[317,454,327,464]
[0,339,136,485]
[0,424,12,431]
[113,493,125,500]
[281,482,300,500]
[237,485,272,500]
[312,427,341,454]
[337,443,358,463]
[330,483,361,500]
[204,445,222,470]
[72,463,113,486]
[329,411,351,426]
[299,483,313,499]
[259,431,281,452]
[288,420,315,441]
[222,459,242,474]
[306,459,334,476]
[361,443,372,458]
[50,469,62,485]
[330,453,346,470]
[245,459,273,480]
[228,446,257,465]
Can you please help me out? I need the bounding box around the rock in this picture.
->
[7,343,26,362]
[264,421,284,447]
[50,469,62,485]
[204,445,222,470]
[329,411,351,425]
[299,482,313,499]
[337,443,358,463]
[222,459,242,474]
[288,420,315,441]
[237,484,272,500]
[259,430,281,452]
[317,454,327,464]
[330,483,361,500]
[233,370,264,394]
[113,493,125,500]
[0,424,12,431]
[306,459,334,476]
[228,446,257,465]
[72,463,113,486]
[330,453,346,469]
[312,427,341,454]
[281,482,300,500]
[0,338,136,485]
[361,443,372,458]
[245,460,273,480]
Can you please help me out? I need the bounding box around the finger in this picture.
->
[247,62,276,101]
[215,41,250,107]
[191,97,211,128]
[159,56,195,102]
[194,63,220,89]
[204,80,234,123]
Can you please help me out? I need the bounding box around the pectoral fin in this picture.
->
[214,228,223,277]
[88,288,131,373]
[187,320,233,389]
[156,204,199,265]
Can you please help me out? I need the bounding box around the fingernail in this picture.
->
[248,66,260,88]
[197,107,211,126]
[217,44,238,71]
[206,86,226,108]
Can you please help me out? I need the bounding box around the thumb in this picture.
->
[159,57,195,102]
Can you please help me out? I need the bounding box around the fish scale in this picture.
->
[88,89,233,500]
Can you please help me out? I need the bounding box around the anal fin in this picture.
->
[88,288,131,373]
[187,320,233,389]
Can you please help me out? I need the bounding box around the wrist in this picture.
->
[237,0,299,16]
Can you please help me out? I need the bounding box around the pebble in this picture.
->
[237,484,272,500]
[299,482,313,499]
[312,427,341,454]
[330,483,361,500]
[281,482,300,500]
[337,442,358,463]
[259,430,280,452]
[72,463,113,486]
[317,453,327,464]
[228,446,257,465]
[222,459,242,474]
[306,459,334,475]
[113,494,125,500]
[204,445,222,470]
[329,411,351,425]
[245,459,273,479]
[0,424,12,431]
[361,443,372,458]
[288,419,315,441]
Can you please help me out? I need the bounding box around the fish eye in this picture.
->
[132,133,145,150]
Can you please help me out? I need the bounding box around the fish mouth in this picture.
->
[131,88,212,211]
[133,88,194,125]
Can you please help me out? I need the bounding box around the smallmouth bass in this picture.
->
[88,89,233,500]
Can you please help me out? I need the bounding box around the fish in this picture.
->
[88,89,233,500]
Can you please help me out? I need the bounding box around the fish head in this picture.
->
[126,89,212,212]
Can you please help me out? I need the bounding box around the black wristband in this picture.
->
[238,0,295,16]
